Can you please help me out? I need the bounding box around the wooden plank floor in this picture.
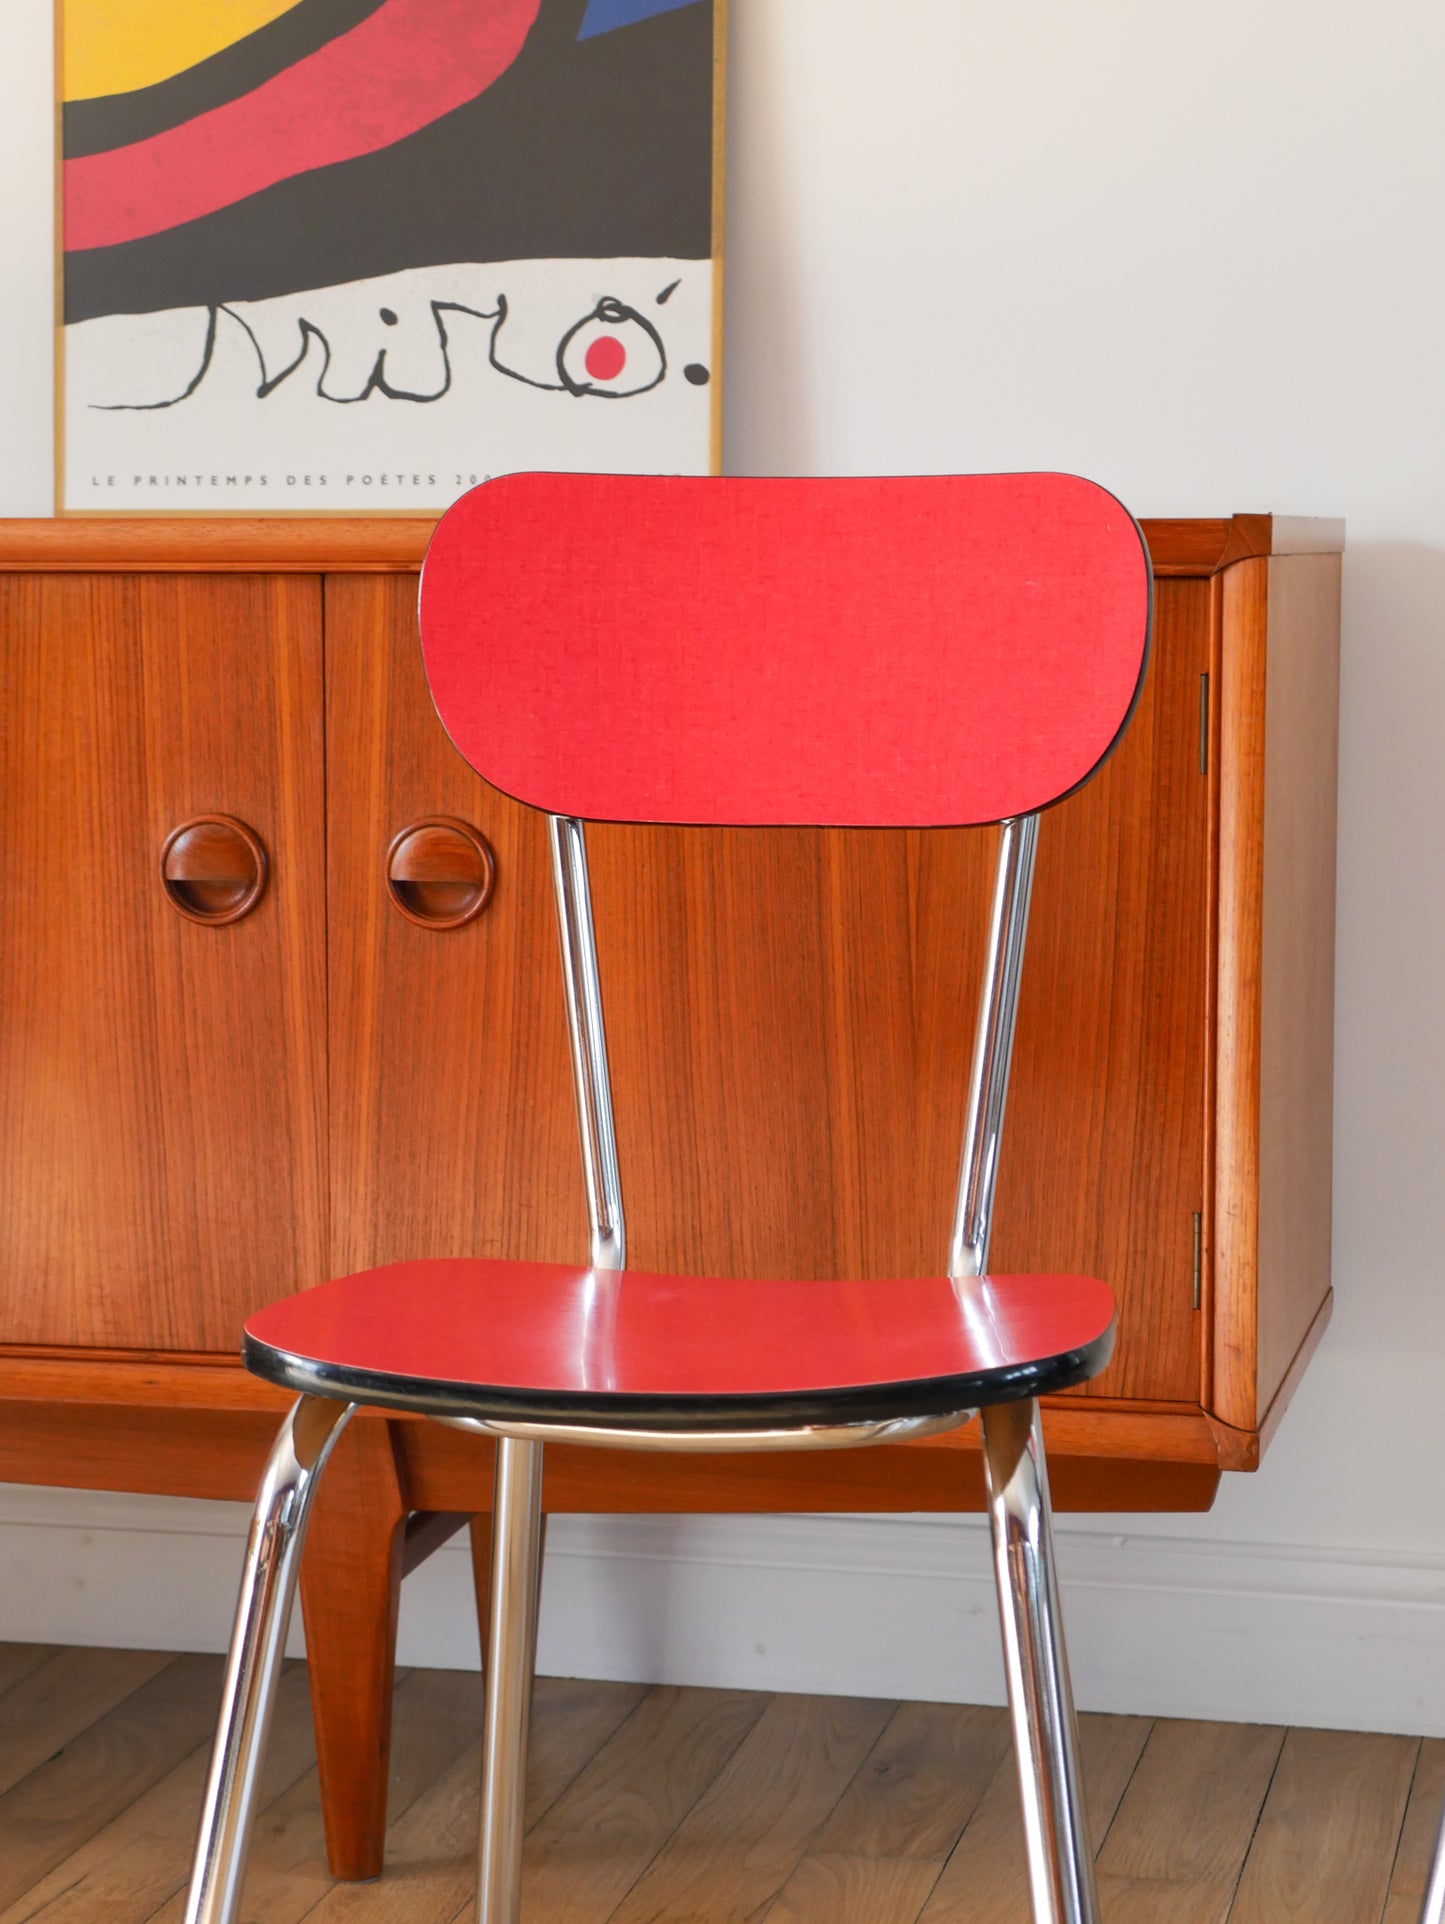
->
[0,1644,1438,1923]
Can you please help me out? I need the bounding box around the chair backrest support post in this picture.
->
[550,798,1038,1290]
[548,813,626,1273]
[948,813,1040,1282]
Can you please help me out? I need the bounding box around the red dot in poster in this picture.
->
[584,335,627,381]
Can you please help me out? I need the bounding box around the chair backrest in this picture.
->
[416,473,1152,1287]
[418,472,1151,829]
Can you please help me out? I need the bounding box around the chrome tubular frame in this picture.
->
[477,1434,545,1924]
[441,1407,975,1454]
[983,1396,1098,1924]
[184,1395,353,1924]
[949,812,1040,1283]
[165,805,1093,1924]
[548,814,626,1274]
[944,814,1098,1924]
[474,817,629,1923]
[188,769,1101,1922]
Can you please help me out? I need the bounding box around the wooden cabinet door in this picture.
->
[0,573,326,1350]
[327,571,1208,1405]
[325,574,579,1276]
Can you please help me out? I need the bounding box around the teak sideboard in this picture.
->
[0,511,1341,1878]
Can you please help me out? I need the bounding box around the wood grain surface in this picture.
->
[297,1416,410,1880]
[1227,1728,1418,1924]
[916,1709,1153,1923]
[1381,1738,1445,1923]
[188,1667,485,1924]
[295,1674,652,1924]
[0,513,1346,575]
[0,1646,172,1801]
[0,1646,51,1706]
[1095,1718,1285,1920]
[0,514,1341,1448]
[768,1702,1011,1924]
[2,1645,1425,1924]
[1255,554,1341,1414]
[1213,553,1341,1430]
[0,1662,317,1924]
[607,1691,895,1924]
[323,571,579,1283]
[0,518,439,572]
[0,572,327,1350]
[1212,557,1270,1432]
[513,1686,766,1924]
[0,1388,1224,1517]
[0,1653,223,1909]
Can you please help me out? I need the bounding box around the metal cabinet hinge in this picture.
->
[1191,1211,1203,1310]
[1198,674,1210,775]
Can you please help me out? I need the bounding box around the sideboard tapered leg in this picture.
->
[299,1414,410,1881]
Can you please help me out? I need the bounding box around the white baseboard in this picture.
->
[2,1485,1443,1736]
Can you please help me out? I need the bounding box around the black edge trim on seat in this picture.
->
[242,1317,1116,1430]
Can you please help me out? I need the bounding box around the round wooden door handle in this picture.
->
[386,818,496,929]
[161,816,268,925]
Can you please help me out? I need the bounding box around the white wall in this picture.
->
[5,0,1445,1734]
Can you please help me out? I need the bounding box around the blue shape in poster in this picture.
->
[578,0,703,40]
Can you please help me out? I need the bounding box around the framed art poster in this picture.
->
[57,0,724,512]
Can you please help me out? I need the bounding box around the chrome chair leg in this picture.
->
[184,1395,354,1924]
[477,1435,545,1924]
[1420,1802,1445,1923]
[981,1398,1098,1924]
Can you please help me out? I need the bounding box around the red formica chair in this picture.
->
[182,471,1152,1924]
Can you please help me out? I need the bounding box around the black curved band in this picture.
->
[242,1317,1115,1432]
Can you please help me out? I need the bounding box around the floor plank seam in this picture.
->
[0,1648,57,1715]
[16,1867,89,1924]
[901,1847,954,1924]
[1091,1713,1155,1863]
[1376,1736,1426,1924]
[1221,1725,1290,1924]
[925,1731,1021,1902]
[0,1646,183,1798]
[908,1719,1025,1924]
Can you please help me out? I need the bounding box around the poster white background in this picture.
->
[64,257,715,509]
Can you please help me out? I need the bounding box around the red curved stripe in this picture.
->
[65,0,540,253]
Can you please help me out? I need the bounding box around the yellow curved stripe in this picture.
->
[64,0,304,102]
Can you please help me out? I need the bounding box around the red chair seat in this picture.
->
[244,1259,1116,1428]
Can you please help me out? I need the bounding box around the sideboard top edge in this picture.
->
[0,516,437,571]
[1141,514,1346,576]
[0,511,1345,574]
